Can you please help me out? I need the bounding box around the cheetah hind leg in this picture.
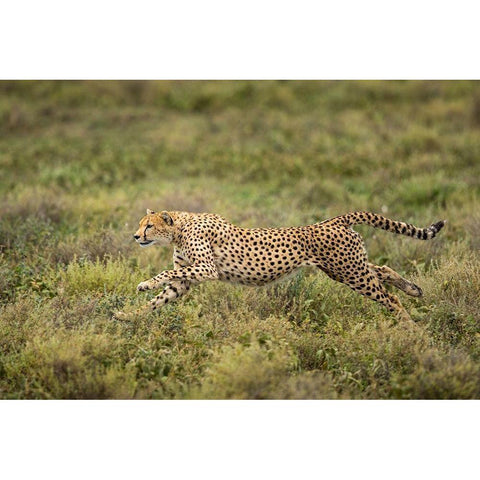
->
[339,265,415,323]
[369,263,423,297]
[318,265,414,323]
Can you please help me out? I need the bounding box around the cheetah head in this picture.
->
[133,209,175,247]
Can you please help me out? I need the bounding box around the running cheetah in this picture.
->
[114,209,445,322]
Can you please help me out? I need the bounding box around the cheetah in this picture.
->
[114,209,445,322]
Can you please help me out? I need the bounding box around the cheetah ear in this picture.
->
[146,209,155,215]
[161,211,174,226]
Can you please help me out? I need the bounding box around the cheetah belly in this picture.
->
[213,248,301,286]
[216,262,295,286]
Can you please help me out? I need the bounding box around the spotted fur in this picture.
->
[114,209,445,322]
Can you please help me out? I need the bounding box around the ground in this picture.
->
[0,80,479,399]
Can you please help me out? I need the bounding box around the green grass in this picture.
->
[1,80,479,399]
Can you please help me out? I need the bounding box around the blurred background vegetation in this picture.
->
[0,80,479,399]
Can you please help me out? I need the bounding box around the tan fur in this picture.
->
[114,210,445,322]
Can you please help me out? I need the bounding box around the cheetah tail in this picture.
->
[342,212,446,240]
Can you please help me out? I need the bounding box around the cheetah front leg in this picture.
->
[136,247,193,293]
[114,265,215,320]
[149,280,190,311]
[113,280,190,320]
[136,263,218,291]
[114,249,217,319]
[134,248,195,312]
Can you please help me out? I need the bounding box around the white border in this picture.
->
[1,400,478,479]
[1,0,479,79]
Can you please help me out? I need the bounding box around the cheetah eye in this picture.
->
[146,224,153,229]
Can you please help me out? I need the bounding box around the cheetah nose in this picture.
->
[133,234,140,240]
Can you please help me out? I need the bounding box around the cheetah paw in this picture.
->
[137,281,153,292]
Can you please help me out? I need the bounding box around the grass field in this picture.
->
[0,80,479,399]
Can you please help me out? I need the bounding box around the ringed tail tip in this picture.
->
[434,219,446,230]
[429,219,446,236]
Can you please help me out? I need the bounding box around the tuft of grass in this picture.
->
[190,339,296,399]
[393,349,480,399]
[52,257,144,297]
[2,331,138,399]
